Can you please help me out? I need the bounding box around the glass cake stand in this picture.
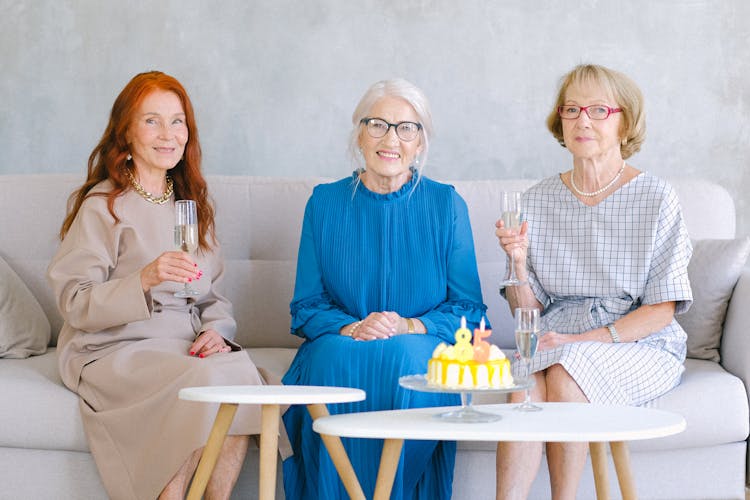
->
[399,374,534,423]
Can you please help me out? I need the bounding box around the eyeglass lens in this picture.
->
[558,105,617,120]
[365,119,420,141]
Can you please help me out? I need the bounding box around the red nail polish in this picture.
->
[199,353,205,358]
[194,263,197,267]
[190,351,195,356]
[188,278,192,282]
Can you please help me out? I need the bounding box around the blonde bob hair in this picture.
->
[546,64,646,160]
[348,78,433,175]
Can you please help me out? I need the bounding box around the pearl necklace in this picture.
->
[569,161,626,197]
[125,170,174,204]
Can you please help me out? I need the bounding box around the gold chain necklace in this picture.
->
[125,170,174,204]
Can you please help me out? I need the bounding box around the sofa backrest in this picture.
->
[0,174,736,349]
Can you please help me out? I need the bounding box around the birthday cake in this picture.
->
[426,318,514,389]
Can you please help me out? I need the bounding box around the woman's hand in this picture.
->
[140,251,202,292]
[495,219,529,264]
[346,312,401,341]
[537,331,573,351]
[190,329,230,358]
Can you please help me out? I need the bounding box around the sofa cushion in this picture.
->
[677,238,750,362]
[0,349,87,452]
[246,347,297,385]
[0,347,299,454]
[635,357,750,451]
[0,255,50,358]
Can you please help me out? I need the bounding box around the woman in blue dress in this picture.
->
[494,64,692,498]
[281,78,487,499]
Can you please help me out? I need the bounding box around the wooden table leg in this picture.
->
[186,402,238,500]
[589,441,610,500]
[610,441,637,500]
[373,438,404,500]
[307,403,366,500]
[259,404,280,500]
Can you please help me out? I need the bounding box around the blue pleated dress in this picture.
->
[281,171,488,500]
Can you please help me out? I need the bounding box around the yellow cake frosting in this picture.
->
[427,343,514,389]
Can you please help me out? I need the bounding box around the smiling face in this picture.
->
[126,89,188,177]
[358,96,423,190]
[561,80,623,163]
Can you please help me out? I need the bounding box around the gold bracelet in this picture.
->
[344,321,362,337]
[406,318,415,333]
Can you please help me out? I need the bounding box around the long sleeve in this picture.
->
[290,198,357,340]
[415,190,487,342]
[48,195,152,333]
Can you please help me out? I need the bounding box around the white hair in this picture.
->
[348,78,433,175]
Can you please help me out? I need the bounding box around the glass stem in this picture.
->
[509,252,516,281]
[524,361,531,404]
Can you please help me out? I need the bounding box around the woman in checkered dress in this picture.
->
[494,64,692,499]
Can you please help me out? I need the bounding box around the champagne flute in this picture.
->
[515,307,542,412]
[499,191,524,287]
[174,200,200,298]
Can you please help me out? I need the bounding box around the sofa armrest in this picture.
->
[721,268,750,390]
[721,267,750,485]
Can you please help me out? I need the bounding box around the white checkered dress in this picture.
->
[517,173,693,405]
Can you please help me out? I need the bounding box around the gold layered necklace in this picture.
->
[125,170,174,205]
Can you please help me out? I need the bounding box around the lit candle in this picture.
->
[473,316,491,362]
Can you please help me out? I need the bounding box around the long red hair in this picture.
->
[59,70,216,251]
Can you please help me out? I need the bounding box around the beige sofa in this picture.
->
[0,173,748,499]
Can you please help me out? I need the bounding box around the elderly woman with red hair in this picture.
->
[48,71,263,500]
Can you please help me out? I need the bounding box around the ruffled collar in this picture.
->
[350,167,419,201]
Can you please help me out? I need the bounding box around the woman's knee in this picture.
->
[544,364,586,402]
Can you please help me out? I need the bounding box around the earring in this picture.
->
[621,138,628,146]
[126,154,132,161]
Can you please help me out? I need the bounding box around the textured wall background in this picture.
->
[2,0,748,236]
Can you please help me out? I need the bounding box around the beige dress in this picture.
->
[47,181,263,500]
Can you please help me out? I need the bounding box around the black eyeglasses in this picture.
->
[557,105,622,120]
[360,117,422,141]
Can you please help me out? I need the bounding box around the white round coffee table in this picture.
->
[313,402,686,500]
[179,385,366,500]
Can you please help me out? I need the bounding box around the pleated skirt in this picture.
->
[281,334,459,500]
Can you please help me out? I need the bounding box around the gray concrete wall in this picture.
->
[2,0,748,236]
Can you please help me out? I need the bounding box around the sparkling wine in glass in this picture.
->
[499,191,524,287]
[515,307,542,411]
[174,199,200,298]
